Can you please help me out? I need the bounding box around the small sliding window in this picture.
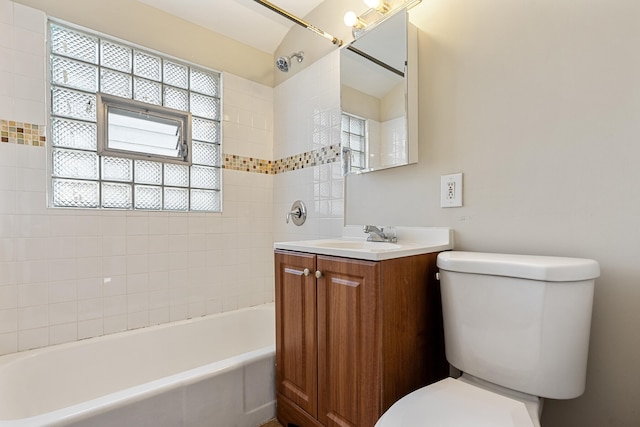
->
[98,94,191,165]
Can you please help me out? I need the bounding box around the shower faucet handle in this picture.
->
[286,207,302,223]
[285,200,307,226]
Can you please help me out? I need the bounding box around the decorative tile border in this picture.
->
[0,120,46,147]
[273,144,341,174]
[223,144,341,175]
[224,155,274,174]
[1,119,339,175]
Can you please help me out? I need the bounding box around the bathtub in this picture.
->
[0,304,276,427]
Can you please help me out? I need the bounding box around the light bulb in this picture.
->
[364,0,390,13]
[343,11,358,27]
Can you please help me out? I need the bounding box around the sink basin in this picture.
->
[312,240,401,251]
[274,227,453,261]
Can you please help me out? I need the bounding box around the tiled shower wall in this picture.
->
[273,51,344,243]
[0,1,275,355]
[0,0,345,356]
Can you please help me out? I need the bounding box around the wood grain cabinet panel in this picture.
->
[317,256,380,427]
[275,250,448,427]
[275,251,318,418]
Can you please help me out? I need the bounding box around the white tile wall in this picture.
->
[0,0,348,357]
[0,0,276,356]
[0,157,275,355]
[0,0,46,125]
[273,51,341,160]
[273,163,344,243]
[273,50,344,242]
[223,72,274,160]
[381,116,408,167]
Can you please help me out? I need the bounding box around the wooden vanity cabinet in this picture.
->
[275,249,448,427]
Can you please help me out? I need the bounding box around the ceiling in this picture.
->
[137,0,326,54]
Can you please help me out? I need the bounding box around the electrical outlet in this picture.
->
[441,173,463,207]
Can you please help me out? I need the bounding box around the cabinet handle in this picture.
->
[315,270,323,279]
[303,268,310,276]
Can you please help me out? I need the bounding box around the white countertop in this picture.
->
[274,227,453,261]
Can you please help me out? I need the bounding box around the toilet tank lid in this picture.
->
[437,251,600,282]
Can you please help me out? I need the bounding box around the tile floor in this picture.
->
[259,419,283,427]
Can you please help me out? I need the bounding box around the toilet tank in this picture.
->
[437,251,600,399]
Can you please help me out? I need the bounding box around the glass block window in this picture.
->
[341,113,367,172]
[49,21,222,212]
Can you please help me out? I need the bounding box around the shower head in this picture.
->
[275,51,304,72]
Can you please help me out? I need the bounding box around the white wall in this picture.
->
[344,1,640,426]
[0,0,275,355]
[13,0,274,86]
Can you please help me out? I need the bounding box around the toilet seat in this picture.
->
[375,378,537,427]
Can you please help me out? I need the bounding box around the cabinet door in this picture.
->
[275,251,318,418]
[317,255,381,427]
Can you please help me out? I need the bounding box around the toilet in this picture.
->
[376,251,600,427]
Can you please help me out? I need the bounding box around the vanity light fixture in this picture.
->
[364,0,390,13]
[344,0,421,38]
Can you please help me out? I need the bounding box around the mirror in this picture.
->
[340,11,417,175]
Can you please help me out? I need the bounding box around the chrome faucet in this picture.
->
[363,225,397,243]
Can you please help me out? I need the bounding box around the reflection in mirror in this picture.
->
[340,11,417,175]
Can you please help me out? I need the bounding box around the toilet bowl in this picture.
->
[376,251,599,427]
[376,375,540,427]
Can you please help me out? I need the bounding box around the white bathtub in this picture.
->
[0,304,276,427]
